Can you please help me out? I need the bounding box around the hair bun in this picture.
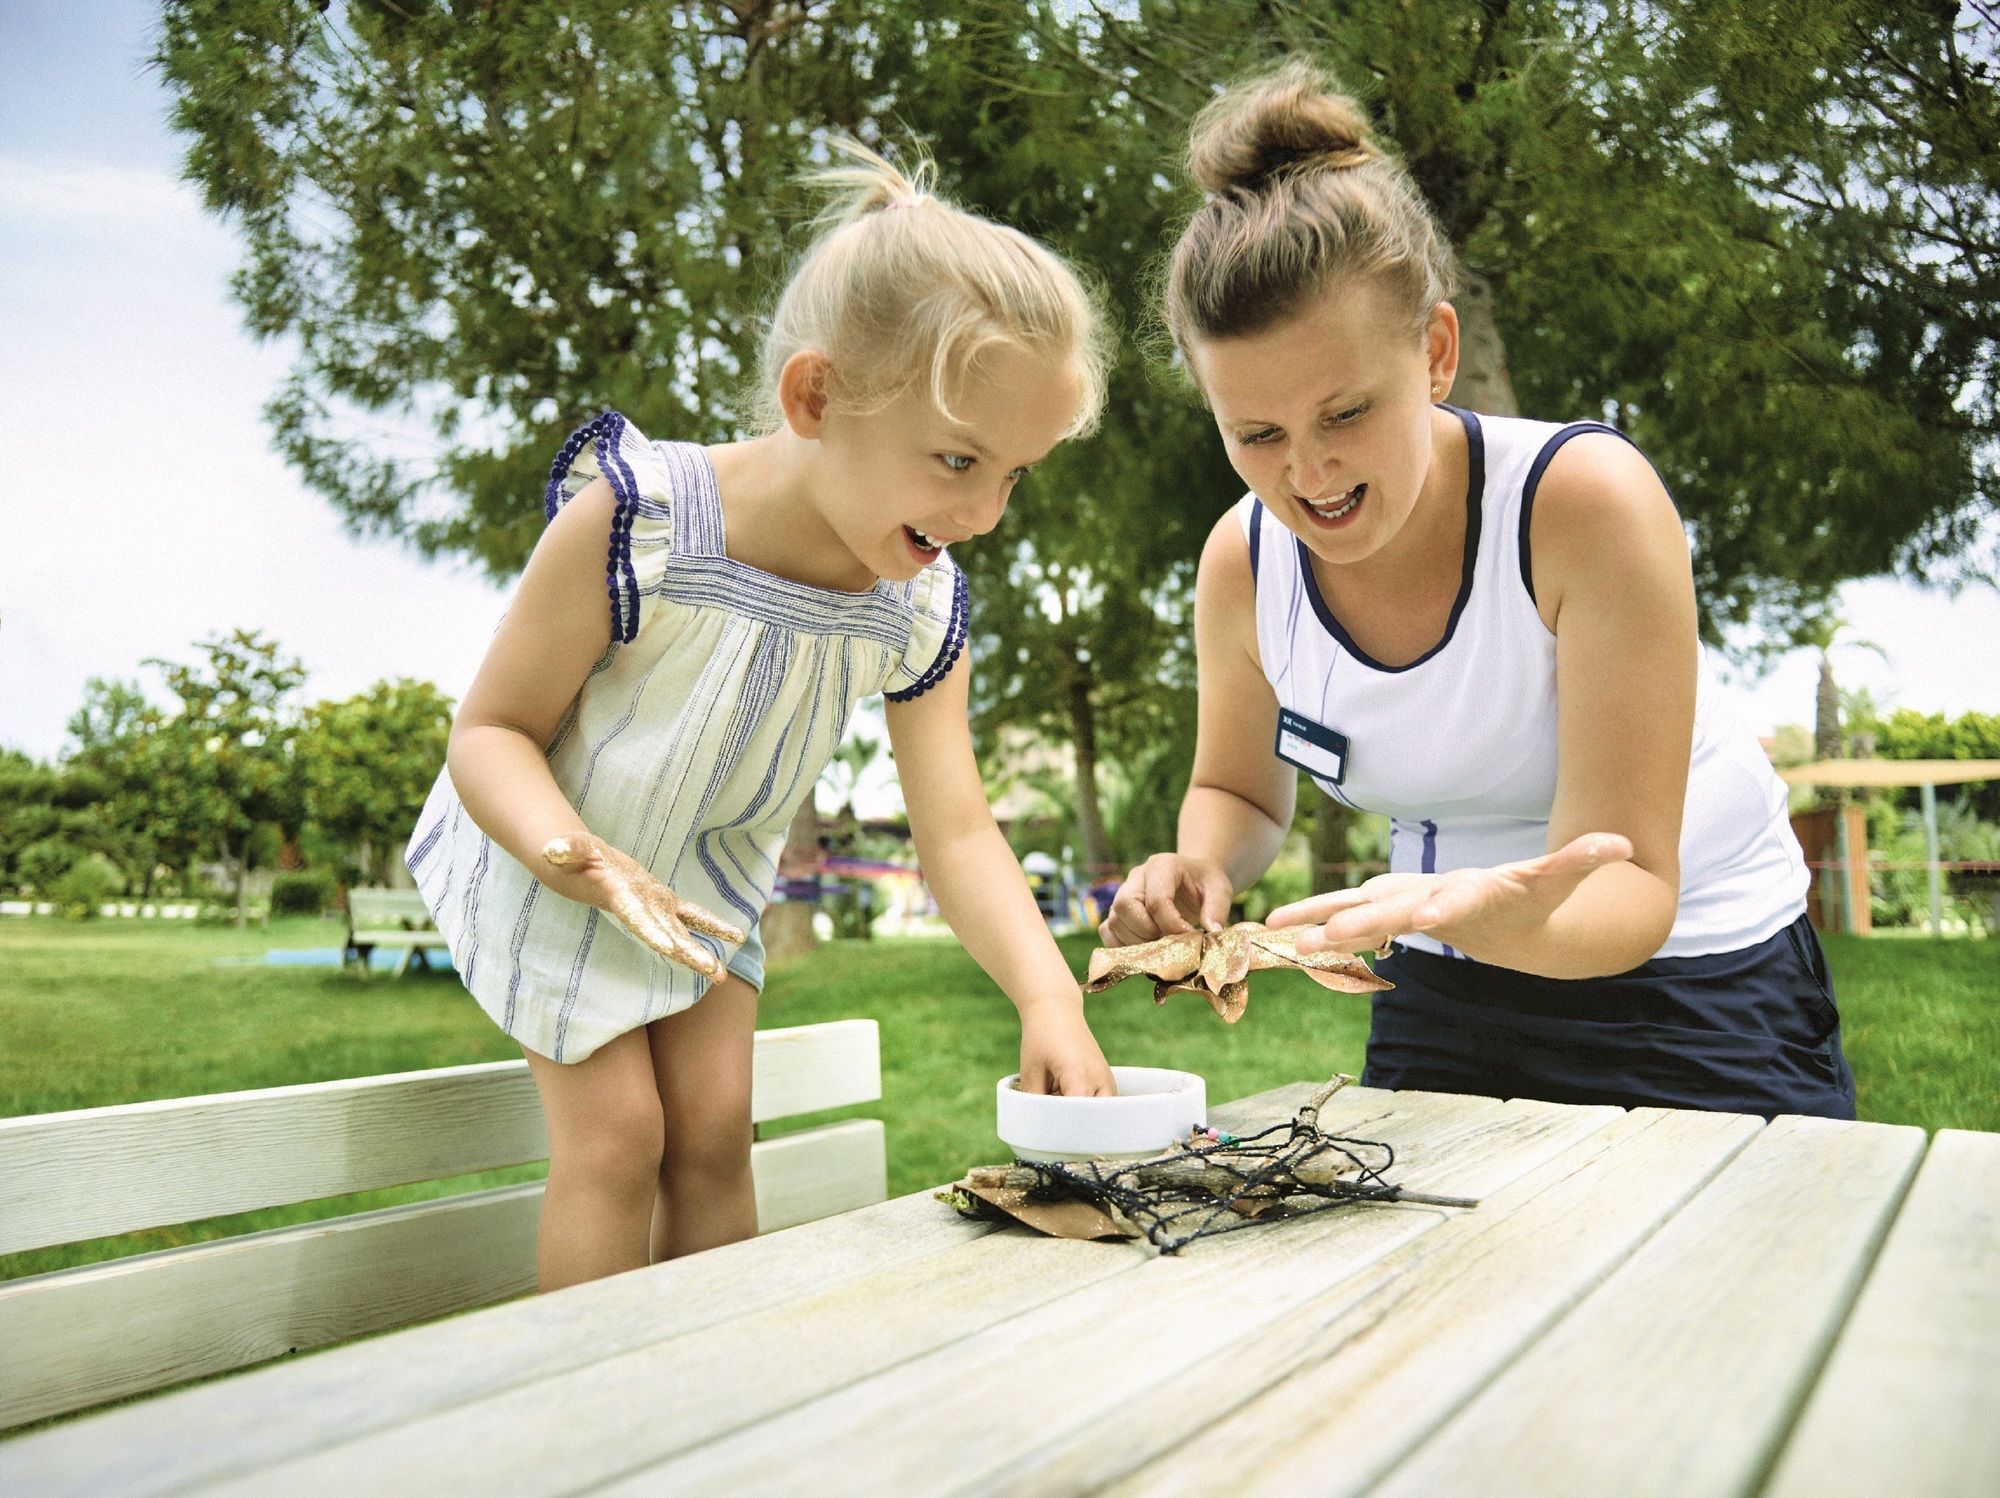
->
[1188,57,1376,195]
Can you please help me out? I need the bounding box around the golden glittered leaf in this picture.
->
[1084,922,1391,1023]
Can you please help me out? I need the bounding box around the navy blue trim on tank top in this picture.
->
[1294,405,1486,675]
[1247,499,1262,588]
[1517,421,1635,606]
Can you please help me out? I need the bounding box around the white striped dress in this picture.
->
[405,412,967,1063]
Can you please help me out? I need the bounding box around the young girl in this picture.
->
[407,142,1116,1293]
[1101,60,1854,1120]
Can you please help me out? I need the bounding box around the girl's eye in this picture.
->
[1006,465,1032,483]
[1327,406,1366,426]
[1238,427,1281,447]
[938,453,975,473]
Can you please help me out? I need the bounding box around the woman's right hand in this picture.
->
[540,832,745,983]
[1098,853,1235,947]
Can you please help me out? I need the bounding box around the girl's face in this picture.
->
[816,344,1083,583]
[1188,279,1456,567]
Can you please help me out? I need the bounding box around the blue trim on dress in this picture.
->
[545,411,643,644]
[886,565,969,702]
[1248,499,1263,589]
[1294,405,1486,674]
[1518,421,1634,606]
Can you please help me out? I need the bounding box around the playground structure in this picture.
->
[1781,759,2000,936]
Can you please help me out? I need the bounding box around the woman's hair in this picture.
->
[752,138,1110,437]
[1164,57,1458,354]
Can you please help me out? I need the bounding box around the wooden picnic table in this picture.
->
[4,1081,1994,1496]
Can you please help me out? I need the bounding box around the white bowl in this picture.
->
[996,1066,1207,1163]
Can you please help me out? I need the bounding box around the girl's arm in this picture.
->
[883,651,1114,1097]
[1100,511,1295,944]
[1272,434,1690,979]
[446,476,736,978]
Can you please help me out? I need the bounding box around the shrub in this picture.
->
[270,869,337,917]
[50,854,122,920]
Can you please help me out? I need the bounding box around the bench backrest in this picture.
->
[0,1020,885,1430]
[345,887,437,932]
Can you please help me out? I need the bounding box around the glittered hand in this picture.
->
[541,832,746,984]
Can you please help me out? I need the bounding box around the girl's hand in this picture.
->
[1017,1002,1117,1097]
[541,833,746,983]
[1266,833,1633,959]
[1099,853,1235,947]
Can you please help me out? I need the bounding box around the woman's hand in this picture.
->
[1099,853,1236,947]
[1265,833,1633,960]
[541,832,746,983]
[1016,999,1117,1096]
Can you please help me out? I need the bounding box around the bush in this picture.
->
[50,854,123,920]
[270,869,337,917]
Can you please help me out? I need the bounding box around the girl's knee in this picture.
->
[561,1090,666,1192]
[661,1118,753,1195]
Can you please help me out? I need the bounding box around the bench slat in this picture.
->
[0,1119,889,1430]
[0,1020,881,1256]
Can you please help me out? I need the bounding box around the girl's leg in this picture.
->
[520,1027,665,1293]
[646,973,759,1261]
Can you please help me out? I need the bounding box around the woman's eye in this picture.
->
[1006,465,1032,483]
[1329,406,1365,426]
[938,453,975,473]
[1238,427,1281,447]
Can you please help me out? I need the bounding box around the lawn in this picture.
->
[2,915,1993,1283]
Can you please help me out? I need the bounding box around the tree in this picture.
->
[147,630,306,924]
[1031,0,1997,644]
[154,0,944,578]
[159,2,1997,901]
[297,678,455,884]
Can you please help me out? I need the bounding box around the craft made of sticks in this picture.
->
[1084,922,1391,1023]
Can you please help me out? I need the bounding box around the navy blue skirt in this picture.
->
[1363,912,1856,1119]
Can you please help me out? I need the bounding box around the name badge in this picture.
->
[1274,708,1350,786]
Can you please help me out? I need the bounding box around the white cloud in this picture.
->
[0,156,201,221]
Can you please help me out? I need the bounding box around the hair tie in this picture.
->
[883,196,925,212]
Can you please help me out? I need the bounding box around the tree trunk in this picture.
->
[761,794,820,963]
[1814,656,1843,762]
[1309,781,1353,894]
[1451,273,1520,416]
[233,843,249,929]
[1067,671,1113,878]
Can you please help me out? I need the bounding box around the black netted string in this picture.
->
[1016,1112,1410,1255]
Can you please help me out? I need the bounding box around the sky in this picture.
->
[2,1,1995,821]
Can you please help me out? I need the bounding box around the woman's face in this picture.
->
[1188,279,1456,565]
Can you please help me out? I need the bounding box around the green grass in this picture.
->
[1,916,1993,1283]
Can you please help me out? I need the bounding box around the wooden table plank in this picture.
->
[185,1085,1482,1496]
[1033,1106,1764,1498]
[595,1093,1622,1497]
[0,1082,1310,1497]
[1762,1128,2000,1498]
[1364,1114,1926,1498]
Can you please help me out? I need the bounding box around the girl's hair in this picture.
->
[1165,57,1458,354]
[753,138,1110,437]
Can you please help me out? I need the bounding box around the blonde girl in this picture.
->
[1104,61,1853,1120]
[407,142,1116,1292]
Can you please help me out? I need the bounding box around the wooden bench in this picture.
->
[0,1019,886,1430]
[342,887,453,975]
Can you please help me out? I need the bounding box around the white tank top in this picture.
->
[1241,406,1807,960]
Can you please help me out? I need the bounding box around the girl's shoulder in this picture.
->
[885,552,969,703]
[543,410,704,644]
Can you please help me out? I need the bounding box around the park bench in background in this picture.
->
[342,887,453,975]
[0,1019,885,1430]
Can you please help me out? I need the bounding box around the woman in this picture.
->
[1100,59,1853,1118]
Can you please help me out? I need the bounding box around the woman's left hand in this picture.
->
[1265,833,1633,958]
